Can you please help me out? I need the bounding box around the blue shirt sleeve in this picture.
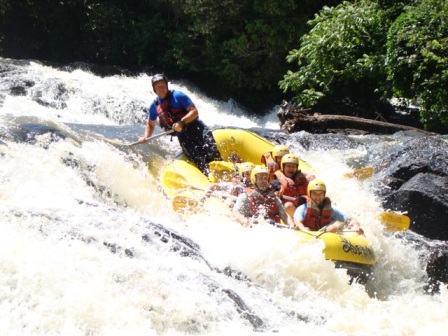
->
[172,90,194,109]
[293,204,307,221]
[148,102,157,121]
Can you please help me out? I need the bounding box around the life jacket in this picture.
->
[300,196,332,231]
[275,171,308,206]
[261,152,279,181]
[155,90,189,131]
[226,181,253,210]
[246,186,280,222]
[230,180,253,197]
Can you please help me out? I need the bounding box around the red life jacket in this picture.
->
[246,186,280,222]
[230,181,252,197]
[155,90,189,130]
[275,171,308,206]
[227,181,252,209]
[300,196,332,231]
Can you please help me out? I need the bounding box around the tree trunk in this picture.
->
[277,101,434,135]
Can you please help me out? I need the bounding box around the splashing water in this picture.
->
[1,58,447,335]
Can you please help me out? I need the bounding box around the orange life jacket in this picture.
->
[261,152,279,181]
[246,186,280,222]
[300,196,332,231]
[275,171,308,206]
[155,91,189,131]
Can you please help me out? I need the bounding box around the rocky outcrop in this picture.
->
[276,101,447,240]
[383,174,448,240]
[371,137,448,240]
[278,103,448,289]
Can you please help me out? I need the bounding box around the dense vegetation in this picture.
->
[0,0,447,131]
[280,0,448,131]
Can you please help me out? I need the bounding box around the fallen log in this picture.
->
[277,101,434,135]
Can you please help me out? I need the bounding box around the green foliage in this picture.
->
[82,1,173,68]
[279,1,390,110]
[386,0,448,130]
[1,0,446,129]
[165,0,343,108]
[280,0,447,130]
[0,0,87,61]
[0,0,343,110]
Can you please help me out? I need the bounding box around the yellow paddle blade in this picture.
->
[379,212,410,231]
[208,161,236,183]
[344,167,374,179]
[162,171,207,191]
[209,161,235,171]
[172,195,201,213]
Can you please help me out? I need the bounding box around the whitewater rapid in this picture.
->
[0,58,447,335]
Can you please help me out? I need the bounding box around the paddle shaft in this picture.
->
[127,129,175,146]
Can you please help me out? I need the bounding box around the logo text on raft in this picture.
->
[340,237,375,258]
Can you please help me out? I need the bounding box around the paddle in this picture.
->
[172,194,200,212]
[165,178,208,191]
[344,167,373,179]
[162,172,208,191]
[379,212,410,231]
[102,129,175,147]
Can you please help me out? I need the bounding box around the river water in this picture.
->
[0,58,447,335]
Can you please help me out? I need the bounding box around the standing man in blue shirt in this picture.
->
[138,74,222,175]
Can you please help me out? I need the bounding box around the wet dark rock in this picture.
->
[397,231,448,294]
[5,123,67,147]
[371,137,448,240]
[426,254,448,293]
[384,174,448,240]
[10,85,28,96]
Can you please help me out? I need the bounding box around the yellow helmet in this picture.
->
[281,154,299,170]
[250,165,270,185]
[239,162,255,177]
[307,179,326,196]
[272,145,289,158]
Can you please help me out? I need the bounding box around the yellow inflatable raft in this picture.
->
[159,128,376,281]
